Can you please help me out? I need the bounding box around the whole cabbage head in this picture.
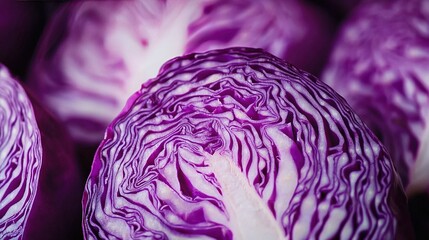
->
[322,0,429,196]
[28,0,334,145]
[83,47,411,240]
[0,65,83,240]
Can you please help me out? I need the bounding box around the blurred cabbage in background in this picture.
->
[322,0,429,237]
[323,0,429,198]
[27,0,335,147]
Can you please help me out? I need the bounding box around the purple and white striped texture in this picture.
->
[83,48,410,239]
[322,0,429,196]
[0,65,83,240]
[28,0,334,145]
[0,65,42,239]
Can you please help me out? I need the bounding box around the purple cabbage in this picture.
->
[83,48,411,239]
[0,65,83,239]
[28,0,334,145]
[0,65,41,239]
[322,0,429,196]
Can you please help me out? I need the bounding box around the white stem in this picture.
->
[208,153,286,240]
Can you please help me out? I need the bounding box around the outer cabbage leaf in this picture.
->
[322,0,429,196]
[0,65,83,240]
[83,48,410,240]
[28,0,334,145]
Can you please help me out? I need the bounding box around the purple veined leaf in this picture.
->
[83,47,412,240]
[322,0,429,197]
[28,0,334,146]
[0,65,83,240]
